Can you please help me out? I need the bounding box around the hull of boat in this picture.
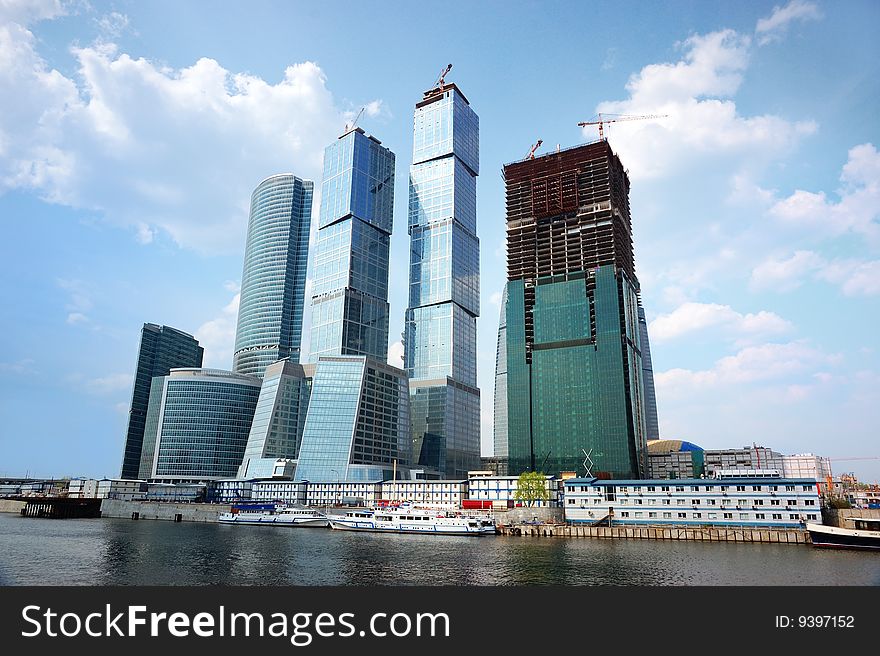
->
[329,519,495,535]
[806,522,880,550]
[219,514,329,527]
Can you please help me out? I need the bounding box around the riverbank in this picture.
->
[100,499,230,522]
[500,522,810,544]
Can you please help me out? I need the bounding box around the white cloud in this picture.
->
[57,277,93,323]
[649,302,792,342]
[94,11,130,39]
[0,358,36,375]
[66,311,88,324]
[0,0,68,23]
[587,29,816,180]
[768,143,880,242]
[756,1,822,45]
[751,251,880,296]
[0,15,384,254]
[86,372,133,395]
[655,340,839,394]
[387,340,404,367]
[195,291,240,369]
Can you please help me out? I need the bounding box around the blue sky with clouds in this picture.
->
[1,0,878,482]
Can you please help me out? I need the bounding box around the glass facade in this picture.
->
[120,323,204,479]
[237,360,313,478]
[310,130,395,361]
[638,306,660,442]
[404,84,481,478]
[153,369,262,480]
[295,356,410,482]
[137,375,167,480]
[233,174,313,377]
[493,283,509,459]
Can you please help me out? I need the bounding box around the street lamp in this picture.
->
[330,469,340,507]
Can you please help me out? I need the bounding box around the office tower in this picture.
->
[237,359,314,479]
[149,369,262,481]
[295,128,411,482]
[120,323,204,479]
[503,139,647,478]
[233,174,313,377]
[638,306,660,442]
[493,283,509,460]
[403,80,481,479]
[137,375,168,480]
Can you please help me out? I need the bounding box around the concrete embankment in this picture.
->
[100,499,231,522]
[499,523,811,544]
[823,508,880,528]
[0,499,26,514]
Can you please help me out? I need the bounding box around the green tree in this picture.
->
[514,471,550,507]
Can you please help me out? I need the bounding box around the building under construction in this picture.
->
[502,139,648,478]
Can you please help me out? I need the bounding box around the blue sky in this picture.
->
[1,0,878,482]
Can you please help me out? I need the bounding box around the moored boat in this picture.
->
[219,504,329,527]
[806,517,880,550]
[327,506,496,535]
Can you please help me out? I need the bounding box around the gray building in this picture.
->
[404,80,481,479]
[150,368,262,481]
[703,445,784,477]
[120,323,203,479]
[233,174,313,377]
[638,307,660,442]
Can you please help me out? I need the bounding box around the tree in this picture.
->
[514,471,550,507]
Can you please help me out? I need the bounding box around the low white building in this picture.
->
[305,481,382,507]
[68,478,145,500]
[467,474,561,508]
[564,476,821,528]
[379,480,467,507]
[251,481,307,505]
[783,454,832,493]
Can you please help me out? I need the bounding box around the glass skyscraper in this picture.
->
[638,306,660,442]
[493,283,509,460]
[403,82,481,479]
[120,323,203,479]
[150,368,262,481]
[233,174,313,377]
[503,140,648,479]
[295,128,411,482]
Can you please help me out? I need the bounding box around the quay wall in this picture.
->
[0,499,26,513]
[492,507,564,525]
[101,499,230,522]
[824,508,880,528]
[500,523,811,544]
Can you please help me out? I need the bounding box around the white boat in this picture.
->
[219,504,329,527]
[327,506,497,535]
[806,518,880,550]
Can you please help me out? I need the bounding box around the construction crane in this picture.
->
[577,112,668,141]
[434,63,452,88]
[343,106,365,134]
[526,139,543,160]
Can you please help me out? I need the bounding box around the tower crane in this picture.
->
[526,139,543,160]
[577,113,668,141]
[343,106,365,135]
[434,63,452,88]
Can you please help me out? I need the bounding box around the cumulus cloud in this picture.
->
[195,291,240,369]
[768,143,880,242]
[755,1,822,45]
[751,250,880,296]
[655,340,839,395]
[649,301,792,342]
[387,340,404,367]
[749,250,824,292]
[0,13,383,254]
[0,0,68,23]
[57,277,93,324]
[587,28,816,179]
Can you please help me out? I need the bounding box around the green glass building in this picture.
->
[503,140,648,478]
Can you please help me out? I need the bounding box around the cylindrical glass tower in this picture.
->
[233,174,313,377]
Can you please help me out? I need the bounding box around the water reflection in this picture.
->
[1,514,879,586]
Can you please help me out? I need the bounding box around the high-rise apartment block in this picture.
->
[503,140,648,478]
[404,82,481,479]
[233,174,313,377]
[295,128,411,482]
[120,323,203,479]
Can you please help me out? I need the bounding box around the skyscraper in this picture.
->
[638,306,660,442]
[233,174,313,377]
[295,128,411,482]
[503,139,647,478]
[404,81,481,479]
[120,323,203,479]
[493,284,509,461]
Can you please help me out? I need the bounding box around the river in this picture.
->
[1,513,878,585]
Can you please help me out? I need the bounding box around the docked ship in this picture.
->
[219,504,329,527]
[806,517,880,550]
[327,506,497,535]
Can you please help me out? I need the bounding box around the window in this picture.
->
[691,499,700,505]
[677,512,687,518]
[677,499,686,505]
[786,485,795,491]
[691,486,699,492]
[705,486,714,491]
[770,485,778,491]
[634,512,643,518]
[787,500,797,506]
[621,512,629,518]
[636,499,643,505]
[771,499,780,506]
[675,486,684,492]
[662,486,670,492]
[693,512,702,518]
[620,486,628,492]
[756,513,765,520]
[772,513,782,520]
[721,486,729,492]
[752,485,762,491]
[647,486,656,492]
[723,512,733,519]
[754,499,764,506]
[739,513,749,520]
[736,485,746,492]
[707,499,716,505]
[707,513,717,520]
[806,514,817,520]
[568,498,575,505]
[802,485,812,492]
[663,512,672,519]
[620,499,628,505]
[648,512,657,518]
[805,499,815,506]
[663,499,671,505]
[633,486,642,492]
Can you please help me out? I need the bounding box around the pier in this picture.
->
[16,497,102,519]
[498,523,811,544]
